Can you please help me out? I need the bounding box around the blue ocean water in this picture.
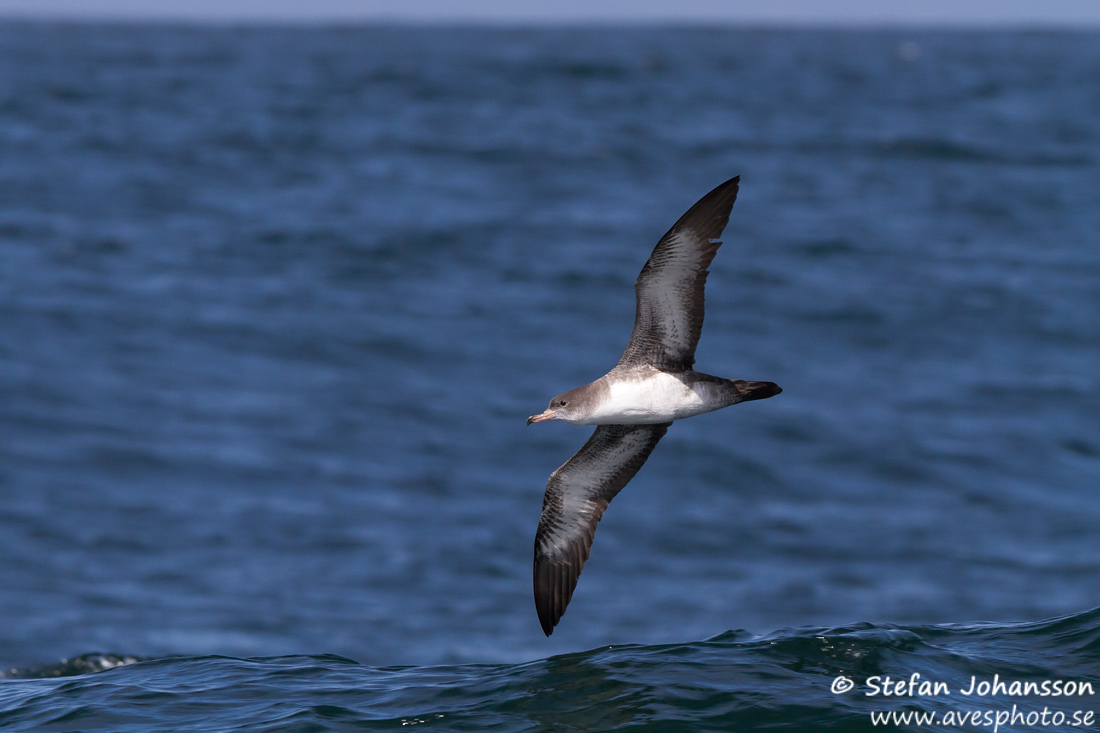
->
[0,22,1098,730]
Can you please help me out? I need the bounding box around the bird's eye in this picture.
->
[558,400,567,407]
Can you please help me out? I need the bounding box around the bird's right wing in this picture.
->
[534,422,670,636]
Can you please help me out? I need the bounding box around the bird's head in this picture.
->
[527,389,582,425]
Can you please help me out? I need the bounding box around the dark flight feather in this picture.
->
[616,176,740,371]
[533,423,670,636]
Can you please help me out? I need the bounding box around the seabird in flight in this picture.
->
[527,176,781,636]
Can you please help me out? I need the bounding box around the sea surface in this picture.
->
[1,22,1098,731]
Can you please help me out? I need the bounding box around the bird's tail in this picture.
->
[681,371,781,411]
[688,373,781,407]
[726,379,782,403]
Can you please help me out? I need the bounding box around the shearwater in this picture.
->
[527,177,781,636]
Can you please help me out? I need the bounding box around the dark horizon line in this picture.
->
[0,13,1098,33]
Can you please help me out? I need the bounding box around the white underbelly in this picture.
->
[583,372,710,425]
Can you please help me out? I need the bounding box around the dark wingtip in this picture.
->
[534,548,589,637]
[534,559,571,636]
[534,559,556,636]
[536,572,554,636]
[540,615,554,637]
[709,175,741,202]
[670,175,742,244]
[713,175,740,197]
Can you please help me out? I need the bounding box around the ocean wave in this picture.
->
[3,608,1098,731]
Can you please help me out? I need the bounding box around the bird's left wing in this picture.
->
[616,176,740,371]
[534,422,671,636]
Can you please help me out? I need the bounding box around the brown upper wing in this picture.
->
[533,422,670,636]
[616,177,740,371]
